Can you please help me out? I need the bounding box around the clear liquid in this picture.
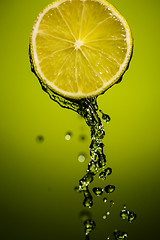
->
[33,80,111,237]
[30,61,136,238]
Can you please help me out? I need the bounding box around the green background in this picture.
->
[0,0,160,239]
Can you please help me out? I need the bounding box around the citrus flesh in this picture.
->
[30,0,133,99]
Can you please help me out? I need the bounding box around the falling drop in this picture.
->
[106,211,110,216]
[92,187,103,196]
[36,135,44,143]
[113,230,128,239]
[83,197,93,208]
[103,215,107,220]
[106,236,110,240]
[99,167,112,180]
[120,209,129,220]
[110,200,115,207]
[65,131,72,140]
[120,208,137,223]
[106,167,112,175]
[78,153,86,162]
[103,197,107,203]
[128,211,137,223]
[123,205,127,209]
[99,110,111,123]
[105,185,115,193]
[83,187,93,208]
[84,219,96,236]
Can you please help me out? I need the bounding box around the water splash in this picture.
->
[31,78,109,207]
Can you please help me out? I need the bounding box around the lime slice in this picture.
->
[30,0,133,99]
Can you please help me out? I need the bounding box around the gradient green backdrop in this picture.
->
[0,0,160,239]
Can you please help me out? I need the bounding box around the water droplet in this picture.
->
[65,131,72,140]
[110,200,115,207]
[123,205,127,209]
[84,219,96,236]
[113,230,128,239]
[106,236,110,240]
[103,197,107,203]
[106,167,112,175]
[99,110,111,123]
[120,209,137,223]
[128,211,137,223]
[120,209,129,220]
[103,215,107,220]
[105,185,115,193]
[106,211,110,216]
[102,114,111,123]
[92,187,103,196]
[78,153,86,162]
[99,167,112,180]
[83,197,93,208]
[36,135,44,143]
[83,187,93,208]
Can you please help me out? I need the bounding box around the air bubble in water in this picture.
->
[92,187,103,196]
[78,153,86,162]
[113,230,128,239]
[105,185,115,193]
[65,131,72,140]
[36,135,44,143]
